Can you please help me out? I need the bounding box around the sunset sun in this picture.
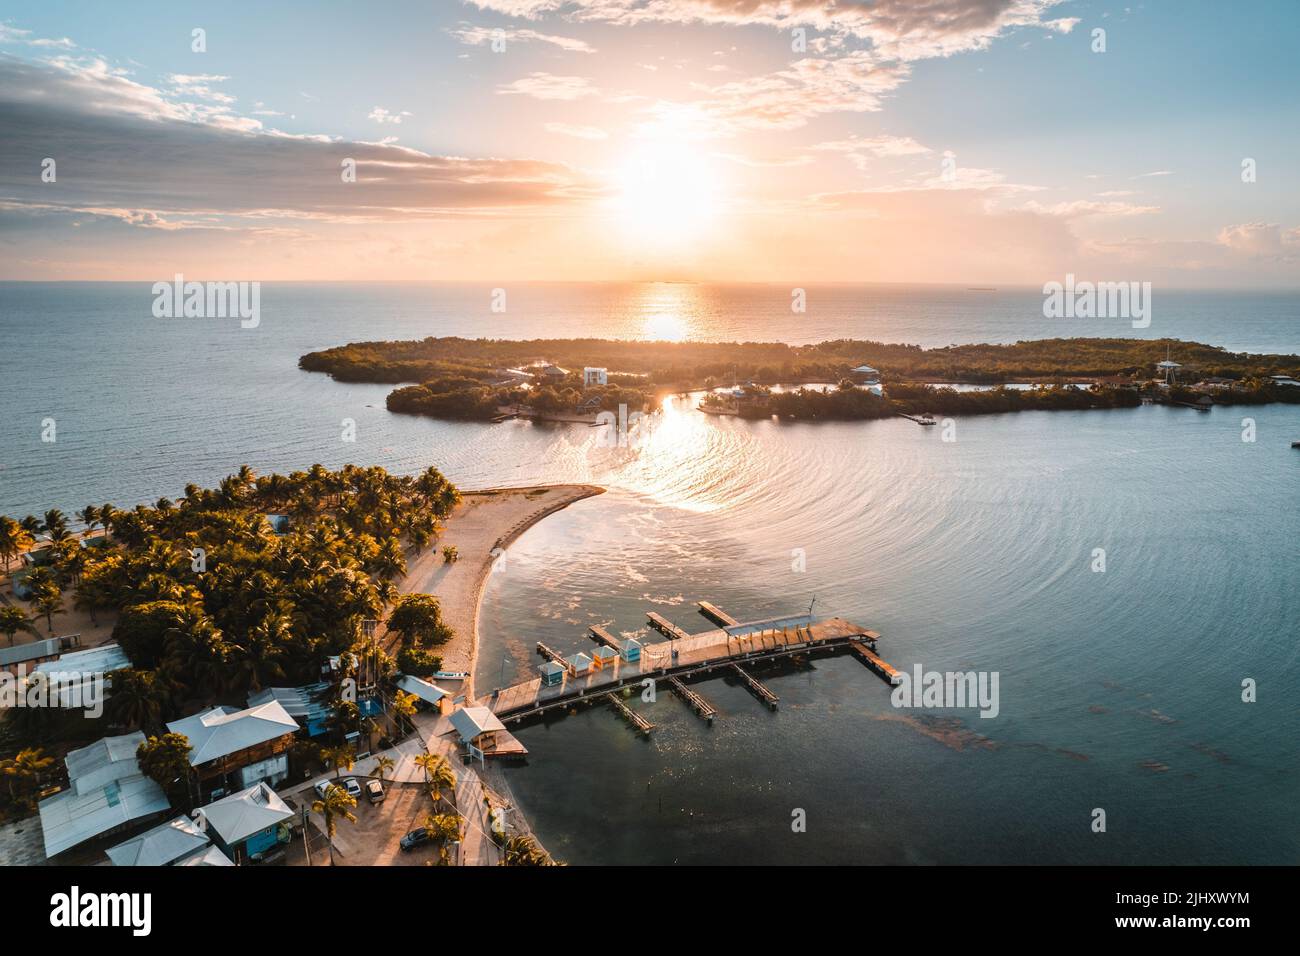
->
[613,142,722,245]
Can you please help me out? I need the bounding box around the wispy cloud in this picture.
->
[449,23,595,53]
[497,72,598,100]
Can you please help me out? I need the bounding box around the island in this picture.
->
[299,336,1300,422]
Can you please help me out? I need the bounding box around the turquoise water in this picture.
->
[1,281,1297,864]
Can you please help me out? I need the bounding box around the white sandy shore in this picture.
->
[395,484,605,699]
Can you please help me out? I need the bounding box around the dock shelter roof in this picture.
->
[723,614,815,640]
[166,700,297,766]
[449,706,507,743]
[107,815,210,866]
[198,782,293,846]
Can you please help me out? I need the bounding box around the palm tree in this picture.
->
[321,744,356,780]
[0,605,31,646]
[371,754,395,784]
[78,505,100,539]
[414,752,456,806]
[0,747,55,807]
[391,690,417,736]
[424,810,463,847]
[42,509,70,544]
[500,834,552,867]
[98,504,118,540]
[26,567,63,634]
[105,668,170,731]
[0,516,35,572]
[310,784,358,866]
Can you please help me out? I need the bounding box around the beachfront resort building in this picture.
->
[195,782,294,864]
[540,364,567,382]
[583,366,608,386]
[850,364,881,384]
[166,699,298,797]
[38,732,171,859]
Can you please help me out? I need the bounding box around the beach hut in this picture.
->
[264,514,290,535]
[538,661,565,687]
[564,652,593,677]
[618,639,642,663]
[449,706,507,754]
[592,646,619,669]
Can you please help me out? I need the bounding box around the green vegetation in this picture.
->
[0,746,55,814]
[311,781,358,866]
[4,464,459,741]
[136,733,194,807]
[386,376,653,422]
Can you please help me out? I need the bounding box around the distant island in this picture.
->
[298,336,1300,423]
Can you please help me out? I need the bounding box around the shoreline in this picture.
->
[396,483,605,701]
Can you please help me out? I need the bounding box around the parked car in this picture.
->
[314,780,339,800]
[399,827,431,851]
[342,777,362,798]
[365,779,385,805]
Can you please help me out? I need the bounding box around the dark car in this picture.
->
[399,827,432,851]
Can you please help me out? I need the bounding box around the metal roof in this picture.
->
[106,815,210,866]
[396,674,449,705]
[450,706,507,742]
[197,782,293,846]
[247,683,331,722]
[38,733,170,858]
[166,700,298,766]
[175,845,234,866]
[33,643,130,677]
[0,637,62,667]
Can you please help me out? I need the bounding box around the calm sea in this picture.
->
[2,281,1297,864]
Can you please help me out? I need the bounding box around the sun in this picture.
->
[612,142,722,245]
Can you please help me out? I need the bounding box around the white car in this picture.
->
[342,777,363,798]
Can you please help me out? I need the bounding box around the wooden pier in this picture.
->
[668,676,717,722]
[849,640,902,685]
[897,412,937,426]
[587,625,620,649]
[536,642,567,665]
[697,601,739,627]
[730,664,779,709]
[606,693,654,736]
[646,611,692,642]
[485,612,899,728]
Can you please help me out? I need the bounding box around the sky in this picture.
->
[0,0,1297,286]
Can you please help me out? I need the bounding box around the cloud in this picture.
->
[368,106,412,124]
[1133,169,1173,178]
[449,23,595,52]
[0,53,598,234]
[0,22,76,49]
[467,0,1073,60]
[545,121,608,139]
[497,71,598,100]
[1022,199,1161,219]
[1217,222,1300,261]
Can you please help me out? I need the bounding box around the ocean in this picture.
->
[2,281,1297,864]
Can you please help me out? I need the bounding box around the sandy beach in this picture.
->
[395,484,604,699]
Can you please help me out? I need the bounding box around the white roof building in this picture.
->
[106,815,210,866]
[396,674,450,707]
[176,845,234,866]
[38,732,171,858]
[166,700,298,766]
[196,782,293,847]
[449,705,507,744]
[33,643,130,678]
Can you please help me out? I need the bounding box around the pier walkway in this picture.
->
[485,609,895,724]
